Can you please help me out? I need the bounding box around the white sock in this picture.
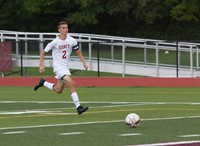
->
[43,81,54,90]
[71,92,80,108]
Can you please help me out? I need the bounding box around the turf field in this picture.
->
[0,86,200,146]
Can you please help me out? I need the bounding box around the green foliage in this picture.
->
[105,0,134,15]
[0,0,200,39]
[135,0,169,24]
[170,0,200,22]
[67,0,104,25]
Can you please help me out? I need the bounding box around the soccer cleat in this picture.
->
[77,106,88,115]
[34,78,45,91]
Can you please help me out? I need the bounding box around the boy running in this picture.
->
[34,21,88,115]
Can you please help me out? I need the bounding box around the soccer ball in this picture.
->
[125,113,141,128]
[165,50,169,54]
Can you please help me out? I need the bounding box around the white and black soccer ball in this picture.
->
[125,113,141,128]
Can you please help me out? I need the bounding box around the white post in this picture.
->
[15,33,19,62]
[88,37,92,70]
[39,34,44,52]
[190,45,194,77]
[156,42,159,77]
[0,33,3,42]
[78,35,82,51]
[111,38,114,62]
[196,46,199,70]
[25,34,28,61]
[144,42,147,66]
[122,40,125,77]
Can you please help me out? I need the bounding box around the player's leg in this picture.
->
[34,67,69,91]
[34,78,54,91]
[53,79,65,94]
[34,78,45,91]
[34,78,65,93]
[62,75,88,114]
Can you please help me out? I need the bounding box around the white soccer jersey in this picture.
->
[44,34,79,72]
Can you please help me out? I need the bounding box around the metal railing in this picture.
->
[1,30,200,77]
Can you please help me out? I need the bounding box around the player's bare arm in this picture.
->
[39,50,46,73]
[76,49,88,70]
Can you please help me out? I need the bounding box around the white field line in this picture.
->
[0,103,150,115]
[0,120,121,130]
[0,101,152,115]
[127,140,200,146]
[0,101,199,115]
[2,131,26,135]
[0,104,153,115]
[0,101,138,104]
[0,108,74,115]
[0,101,67,103]
[0,110,61,115]
[59,132,85,136]
[0,116,199,131]
[179,134,200,138]
[0,101,200,105]
[119,133,141,136]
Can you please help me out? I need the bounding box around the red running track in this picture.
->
[1,77,200,87]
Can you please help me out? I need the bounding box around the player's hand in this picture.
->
[39,65,45,73]
[83,63,89,70]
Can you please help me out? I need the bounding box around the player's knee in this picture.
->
[58,91,62,94]
[57,89,64,94]
[68,80,75,87]
[54,88,63,94]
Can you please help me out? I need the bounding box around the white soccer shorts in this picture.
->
[54,67,71,80]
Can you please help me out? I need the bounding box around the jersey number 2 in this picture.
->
[62,50,67,59]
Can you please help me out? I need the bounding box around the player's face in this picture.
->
[58,24,68,36]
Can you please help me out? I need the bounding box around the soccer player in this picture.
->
[34,21,89,115]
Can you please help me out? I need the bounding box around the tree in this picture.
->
[170,0,200,22]
[0,0,200,40]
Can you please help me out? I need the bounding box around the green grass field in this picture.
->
[0,86,200,146]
